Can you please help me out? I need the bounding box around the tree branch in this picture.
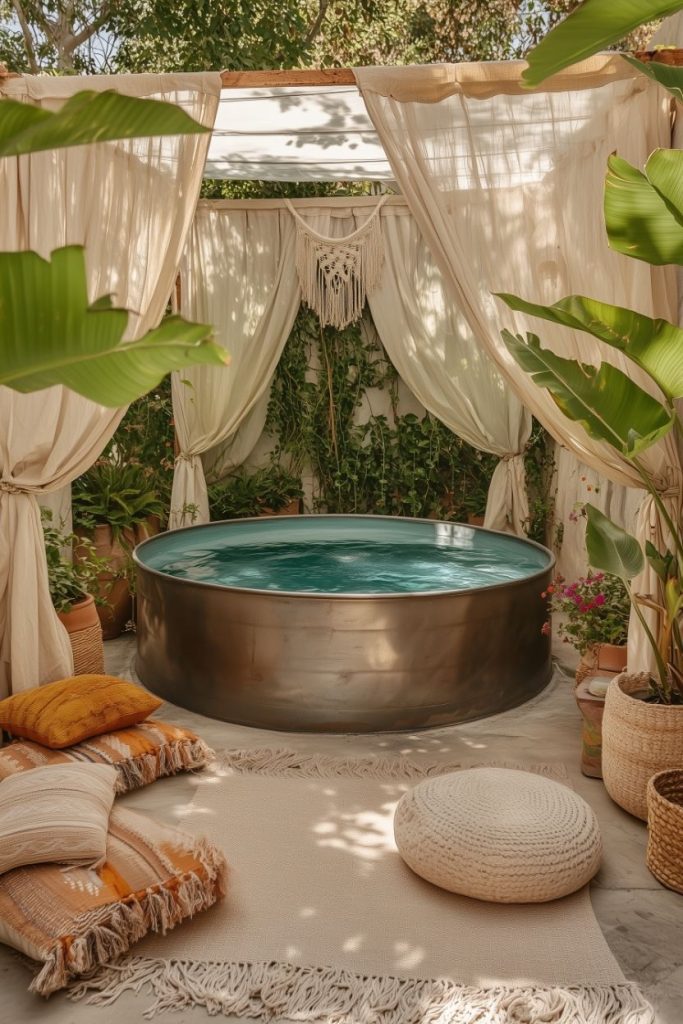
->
[63,1,114,55]
[10,0,40,73]
[304,0,331,46]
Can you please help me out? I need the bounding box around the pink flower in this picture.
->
[594,594,606,606]
[541,622,551,636]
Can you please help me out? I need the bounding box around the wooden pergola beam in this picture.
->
[220,68,355,88]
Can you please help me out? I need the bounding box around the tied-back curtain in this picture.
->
[170,204,300,528]
[369,208,530,533]
[0,72,220,696]
[355,58,681,670]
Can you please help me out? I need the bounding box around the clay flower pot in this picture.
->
[575,642,627,686]
[602,673,683,820]
[259,498,301,517]
[75,524,135,640]
[57,594,104,675]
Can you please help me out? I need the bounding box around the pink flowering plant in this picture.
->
[542,572,630,655]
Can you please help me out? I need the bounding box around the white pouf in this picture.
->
[393,767,602,903]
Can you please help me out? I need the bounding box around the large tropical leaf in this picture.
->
[497,292,683,399]
[623,55,683,102]
[605,152,683,266]
[0,90,208,158]
[0,246,228,406]
[585,503,644,580]
[521,0,683,87]
[501,330,674,456]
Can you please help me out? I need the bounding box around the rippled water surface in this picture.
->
[145,520,549,594]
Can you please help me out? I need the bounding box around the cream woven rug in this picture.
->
[72,749,653,1023]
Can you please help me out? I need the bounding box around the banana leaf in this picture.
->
[585,503,644,580]
[521,0,683,87]
[0,246,228,406]
[501,330,674,456]
[0,90,208,158]
[623,55,683,102]
[605,152,683,266]
[496,292,683,399]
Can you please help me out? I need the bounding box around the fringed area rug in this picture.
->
[71,748,653,1023]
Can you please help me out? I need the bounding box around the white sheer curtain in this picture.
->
[355,57,681,670]
[0,72,220,696]
[370,206,530,533]
[170,202,300,528]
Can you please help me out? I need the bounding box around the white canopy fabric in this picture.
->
[205,86,394,180]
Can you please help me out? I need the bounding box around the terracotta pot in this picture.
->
[575,642,628,686]
[574,679,606,779]
[467,514,485,527]
[602,672,683,820]
[135,515,162,541]
[57,594,104,675]
[75,524,134,640]
[259,498,301,517]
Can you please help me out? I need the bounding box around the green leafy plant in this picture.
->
[521,0,683,87]
[209,464,303,520]
[500,6,683,703]
[72,460,164,538]
[542,571,631,654]
[0,88,228,404]
[41,507,108,613]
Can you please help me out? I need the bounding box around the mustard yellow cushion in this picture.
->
[0,675,162,749]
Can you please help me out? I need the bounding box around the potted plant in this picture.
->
[72,460,164,639]
[209,464,303,521]
[542,570,630,778]
[42,509,107,675]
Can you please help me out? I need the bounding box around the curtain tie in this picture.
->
[501,452,523,462]
[174,452,198,465]
[0,479,27,494]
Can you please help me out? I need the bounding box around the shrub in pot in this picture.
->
[72,460,164,639]
[208,464,303,520]
[42,509,107,675]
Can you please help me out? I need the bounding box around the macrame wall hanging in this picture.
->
[285,197,388,329]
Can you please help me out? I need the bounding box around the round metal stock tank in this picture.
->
[134,515,554,732]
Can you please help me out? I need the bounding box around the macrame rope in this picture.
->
[285,197,388,329]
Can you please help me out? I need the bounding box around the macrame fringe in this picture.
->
[288,198,387,329]
[212,746,567,781]
[113,737,214,794]
[68,958,654,1023]
[31,840,227,997]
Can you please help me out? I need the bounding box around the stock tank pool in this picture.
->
[134,515,554,732]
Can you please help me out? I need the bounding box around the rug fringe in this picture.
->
[31,839,227,997]
[212,747,568,781]
[68,957,654,1023]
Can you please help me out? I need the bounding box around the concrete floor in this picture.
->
[1,635,681,1023]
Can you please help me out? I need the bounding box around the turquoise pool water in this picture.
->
[138,517,551,596]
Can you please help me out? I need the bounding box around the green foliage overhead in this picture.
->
[605,152,683,266]
[0,246,227,406]
[521,0,683,86]
[500,330,674,456]
[497,292,683,399]
[584,503,645,581]
[0,90,208,158]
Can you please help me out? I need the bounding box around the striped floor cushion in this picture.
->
[0,720,212,794]
[0,806,227,995]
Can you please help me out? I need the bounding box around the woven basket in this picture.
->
[57,595,105,676]
[602,673,683,820]
[646,770,683,894]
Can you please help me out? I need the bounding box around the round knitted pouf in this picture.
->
[394,767,602,903]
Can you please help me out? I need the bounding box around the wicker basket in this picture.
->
[57,595,105,676]
[602,673,683,820]
[646,770,683,894]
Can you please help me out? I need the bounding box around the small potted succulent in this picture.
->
[543,571,630,778]
[42,509,107,675]
[72,460,164,639]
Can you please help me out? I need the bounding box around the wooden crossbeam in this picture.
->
[220,68,355,88]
